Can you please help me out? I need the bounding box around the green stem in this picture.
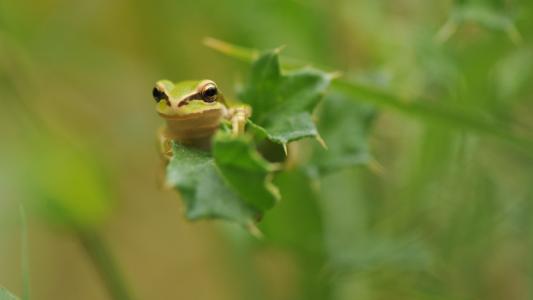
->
[330,79,533,154]
[77,230,135,300]
[19,205,30,300]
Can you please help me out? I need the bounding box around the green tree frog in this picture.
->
[153,79,250,159]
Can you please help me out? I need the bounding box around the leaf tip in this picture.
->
[273,45,286,54]
[316,134,328,150]
[434,19,458,44]
[368,158,385,176]
[265,173,281,202]
[246,222,264,238]
[328,71,343,80]
[269,162,284,172]
[505,24,523,45]
[203,36,221,49]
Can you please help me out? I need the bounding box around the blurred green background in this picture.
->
[1,0,533,299]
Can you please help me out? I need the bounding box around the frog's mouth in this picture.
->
[157,99,223,119]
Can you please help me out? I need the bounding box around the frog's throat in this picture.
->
[161,109,223,149]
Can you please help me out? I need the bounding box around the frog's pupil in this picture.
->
[152,87,167,102]
[204,86,217,99]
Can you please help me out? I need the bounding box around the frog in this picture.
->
[152,79,250,160]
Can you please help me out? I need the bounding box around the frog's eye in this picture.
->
[152,86,169,104]
[201,83,218,103]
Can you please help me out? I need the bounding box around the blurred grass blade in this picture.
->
[204,37,310,69]
[19,205,29,300]
[455,5,523,44]
[0,287,19,300]
[436,5,523,45]
[434,19,459,44]
[204,37,258,63]
[205,38,533,155]
[78,231,135,300]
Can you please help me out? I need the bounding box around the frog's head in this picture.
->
[153,79,227,147]
[153,79,225,118]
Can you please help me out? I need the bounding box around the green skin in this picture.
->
[154,79,250,156]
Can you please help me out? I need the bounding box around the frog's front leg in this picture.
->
[156,126,174,189]
[225,106,251,136]
[158,126,173,162]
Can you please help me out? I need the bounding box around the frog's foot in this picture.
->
[231,109,247,136]
[226,106,251,136]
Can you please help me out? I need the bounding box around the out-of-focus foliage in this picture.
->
[310,92,375,176]
[25,135,113,229]
[0,287,19,300]
[1,0,533,300]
